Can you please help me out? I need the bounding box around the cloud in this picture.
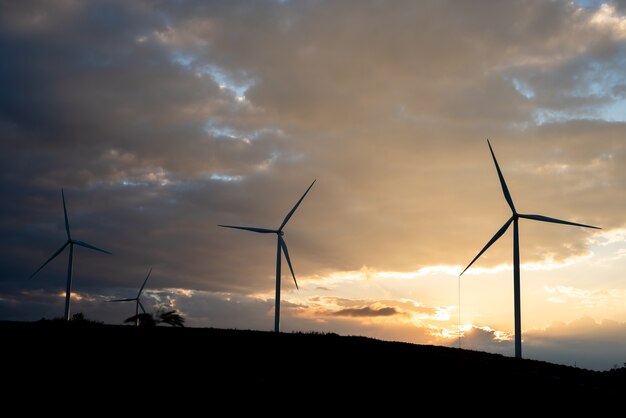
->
[299,296,441,320]
[455,326,513,355]
[0,287,135,321]
[524,317,626,370]
[589,3,626,39]
[1,1,619,298]
[331,306,399,317]
[451,317,626,370]
[544,285,626,307]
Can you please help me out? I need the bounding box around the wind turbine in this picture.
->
[460,140,599,358]
[30,189,112,321]
[219,180,316,333]
[108,268,152,327]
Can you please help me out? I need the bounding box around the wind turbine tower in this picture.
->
[460,141,599,358]
[30,189,111,320]
[220,180,316,333]
[108,268,152,327]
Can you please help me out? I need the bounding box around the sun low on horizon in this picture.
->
[1,0,625,371]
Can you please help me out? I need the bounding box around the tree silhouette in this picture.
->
[158,310,185,327]
[123,310,185,327]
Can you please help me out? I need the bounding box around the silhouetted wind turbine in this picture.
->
[219,180,316,333]
[30,189,111,321]
[460,140,599,359]
[108,268,152,327]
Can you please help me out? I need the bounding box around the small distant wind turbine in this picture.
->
[108,268,152,327]
[30,189,112,321]
[460,140,599,359]
[219,180,316,333]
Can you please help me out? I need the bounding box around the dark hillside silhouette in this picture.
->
[2,320,624,401]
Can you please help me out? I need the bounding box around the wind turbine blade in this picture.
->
[487,140,516,214]
[518,214,601,230]
[30,242,69,278]
[138,300,146,314]
[218,225,276,234]
[279,236,299,290]
[278,180,316,231]
[137,268,152,297]
[460,217,514,276]
[73,240,112,255]
[62,189,71,240]
[108,298,136,302]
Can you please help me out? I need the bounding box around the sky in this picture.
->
[1,0,626,370]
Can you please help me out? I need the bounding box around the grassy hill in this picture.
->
[3,320,624,401]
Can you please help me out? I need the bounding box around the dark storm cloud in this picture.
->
[0,0,303,302]
[0,0,625,325]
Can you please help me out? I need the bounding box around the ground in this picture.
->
[2,320,624,404]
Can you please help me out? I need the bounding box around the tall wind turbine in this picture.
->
[460,140,599,359]
[30,189,112,321]
[108,268,152,327]
[219,180,316,333]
